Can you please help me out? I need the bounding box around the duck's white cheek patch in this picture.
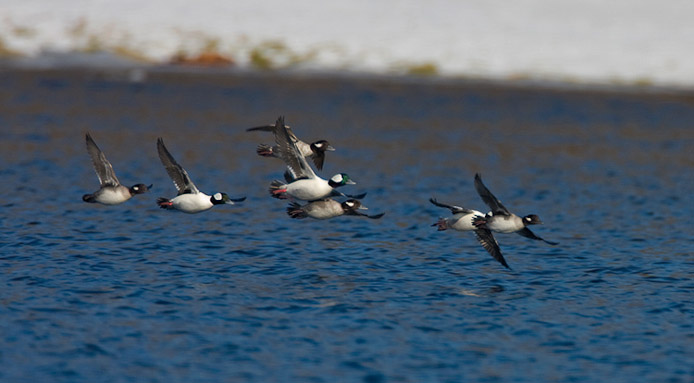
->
[133,186,139,191]
[213,192,222,201]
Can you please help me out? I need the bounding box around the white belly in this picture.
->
[304,200,344,219]
[449,211,484,231]
[487,215,524,233]
[286,179,332,201]
[171,193,213,213]
[95,187,131,205]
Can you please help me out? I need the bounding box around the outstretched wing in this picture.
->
[85,132,120,187]
[312,151,326,171]
[474,173,510,216]
[271,116,316,180]
[429,197,476,214]
[247,124,299,142]
[246,125,273,133]
[474,228,510,269]
[516,227,559,245]
[331,190,367,199]
[347,210,385,219]
[157,138,199,195]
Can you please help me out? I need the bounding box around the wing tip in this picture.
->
[474,228,511,270]
[85,131,98,149]
[275,115,285,127]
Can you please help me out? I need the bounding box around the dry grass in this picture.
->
[248,40,316,70]
[0,37,20,57]
[405,62,439,76]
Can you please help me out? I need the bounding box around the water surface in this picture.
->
[1,69,692,382]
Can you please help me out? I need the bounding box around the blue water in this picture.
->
[1,69,693,382]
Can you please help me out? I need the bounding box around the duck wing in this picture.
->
[474,228,510,269]
[429,198,476,214]
[347,210,385,219]
[516,227,559,245]
[157,138,199,195]
[312,151,326,171]
[474,173,511,216]
[248,124,299,142]
[85,132,120,187]
[246,125,274,133]
[271,116,316,180]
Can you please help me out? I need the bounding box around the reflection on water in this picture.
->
[1,69,693,382]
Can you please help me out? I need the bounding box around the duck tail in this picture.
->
[156,197,174,209]
[432,218,448,231]
[286,202,307,219]
[269,180,288,199]
[256,144,275,157]
[82,194,96,203]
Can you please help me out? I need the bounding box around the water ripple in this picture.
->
[1,70,692,383]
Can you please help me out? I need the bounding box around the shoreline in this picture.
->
[2,55,694,101]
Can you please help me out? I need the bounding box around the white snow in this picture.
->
[1,0,693,87]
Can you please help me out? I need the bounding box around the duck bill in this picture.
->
[346,180,356,185]
[326,145,336,151]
